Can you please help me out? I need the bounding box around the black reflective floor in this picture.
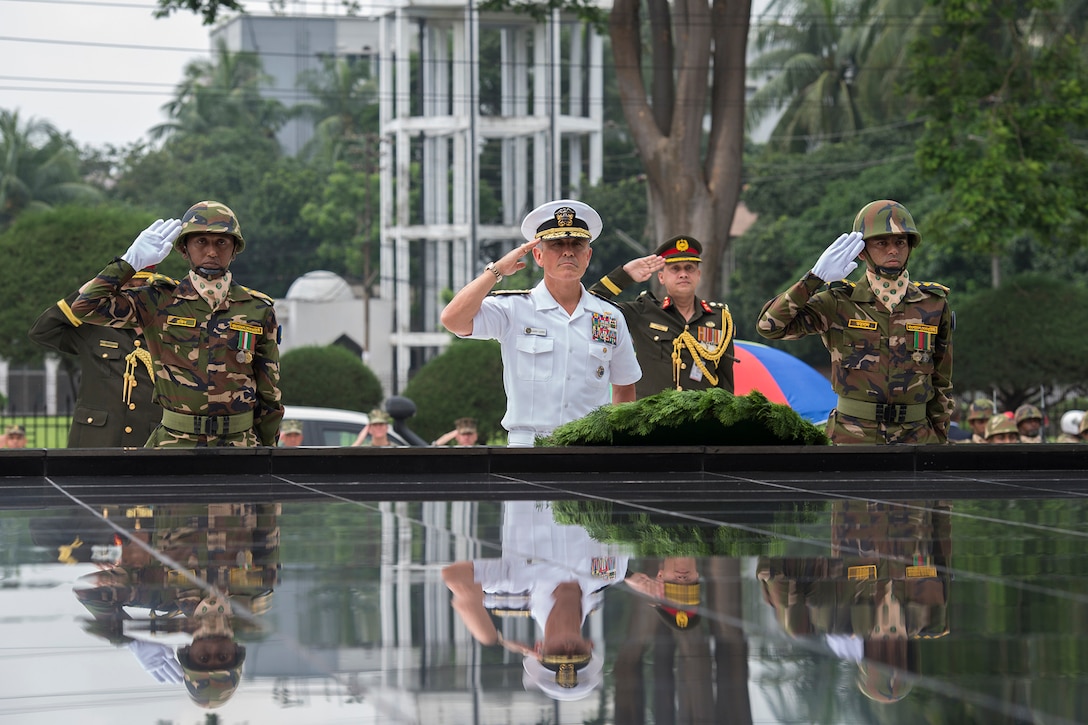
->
[3,462,1087,724]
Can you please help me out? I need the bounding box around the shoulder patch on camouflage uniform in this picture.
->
[242,286,275,306]
[134,271,178,287]
[489,289,532,296]
[825,280,856,291]
[916,281,949,297]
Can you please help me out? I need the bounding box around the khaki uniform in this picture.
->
[589,265,734,398]
[29,289,161,447]
[70,259,283,447]
[758,273,953,444]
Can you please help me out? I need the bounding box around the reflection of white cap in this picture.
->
[522,650,603,701]
[520,199,603,244]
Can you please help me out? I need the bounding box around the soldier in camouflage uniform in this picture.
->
[70,202,283,447]
[1014,403,1045,443]
[964,398,996,443]
[757,200,954,444]
[758,499,952,702]
[29,276,170,448]
[589,235,735,398]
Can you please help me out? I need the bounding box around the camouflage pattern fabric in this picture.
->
[70,259,283,447]
[757,273,953,444]
[75,503,281,621]
[757,500,951,641]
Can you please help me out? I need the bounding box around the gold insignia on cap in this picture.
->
[555,207,575,227]
[675,611,689,628]
[676,239,689,251]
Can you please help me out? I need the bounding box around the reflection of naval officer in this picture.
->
[757,500,951,703]
[442,500,630,700]
[29,280,165,447]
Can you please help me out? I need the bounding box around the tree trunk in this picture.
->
[610,0,751,301]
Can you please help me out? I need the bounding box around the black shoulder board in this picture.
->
[706,300,729,310]
[242,286,275,306]
[916,281,950,297]
[593,295,625,312]
[489,289,532,296]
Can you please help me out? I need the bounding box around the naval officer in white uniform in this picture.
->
[440,199,641,446]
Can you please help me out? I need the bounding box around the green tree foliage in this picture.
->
[400,339,506,443]
[907,0,1088,286]
[951,274,1088,410]
[299,160,380,289]
[279,345,383,411]
[0,204,189,364]
[0,110,103,231]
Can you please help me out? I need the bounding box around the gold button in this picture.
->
[101,353,108,358]
[129,403,136,410]
[125,426,133,433]
[86,417,93,423]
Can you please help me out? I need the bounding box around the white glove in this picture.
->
[128,640,184,683]
[120,218,183,271]
[810,231,865,281]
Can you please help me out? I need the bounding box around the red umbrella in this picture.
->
[734,340,836,423]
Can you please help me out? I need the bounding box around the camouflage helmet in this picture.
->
[176,201,245,255]
[1080,413,1088,436]
[178,643,246,708]
[984,414,1018,440]
[852,200,921,248]
[1014,404,1043,425]
[966,398,996,422]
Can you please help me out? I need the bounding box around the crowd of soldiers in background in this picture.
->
[956,399,1088,445]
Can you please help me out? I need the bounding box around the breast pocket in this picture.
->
[160,321,201,367]
[515,335,554,382]
[586,344,613,385]
[840,329,880,370]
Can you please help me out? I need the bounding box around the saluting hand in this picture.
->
[811,231,865,282]
[623,254,666,283]
[121,218,183,271]
[495,239,541,278]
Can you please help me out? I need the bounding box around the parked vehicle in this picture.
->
[281,397,427,447]
[281,405,411,447]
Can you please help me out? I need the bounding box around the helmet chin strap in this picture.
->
[195,266,227,279]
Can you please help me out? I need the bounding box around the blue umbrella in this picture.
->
[734,340,836,424]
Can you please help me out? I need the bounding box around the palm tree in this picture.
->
[747,0,867,152]
[151,38,287,143]
[293,56,379,167]
[0,110,101,230]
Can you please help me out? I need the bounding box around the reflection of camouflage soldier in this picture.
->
[757,201,953,444]
[29,283,165,447]
[758,500,952,702]
[74,503,281,622]
[70,202,282,447]
[180,647,245,708]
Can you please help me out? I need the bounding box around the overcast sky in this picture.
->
[1,0,214,148]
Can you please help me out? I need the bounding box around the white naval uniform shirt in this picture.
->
[464,280,641,445]
[474,501,630,626]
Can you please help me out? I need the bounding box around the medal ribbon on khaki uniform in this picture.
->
[671,309,734,389]
[867,269,910,311]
